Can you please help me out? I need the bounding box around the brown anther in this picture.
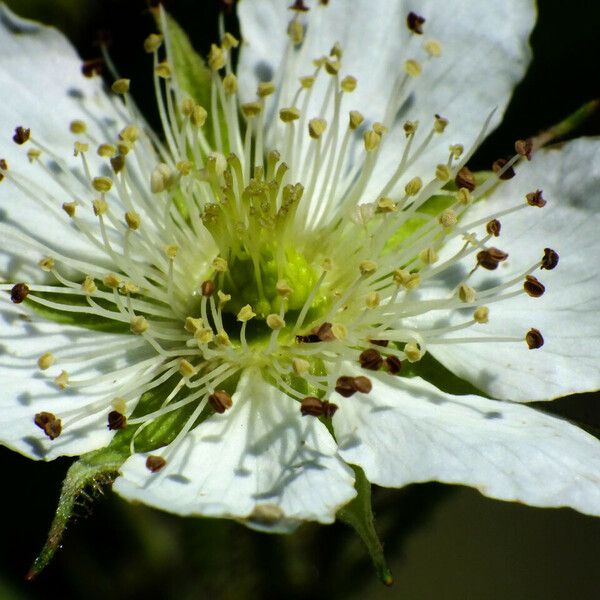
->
[34,412,62,440]
[407,11,425,34]
[312,322,335,341]
[335,376,357,398]
[81,58,103,78]
[13,126,30,145]
[369,339,389,347]
[300,396,324,416]
[289,0,309,10]
[515,138,533,160]
[107,410,127,430]
[145,455,167,473]
[10,283,29,304]
[209,390,233,413]
[353,376,372,394]
[526,189,546,207]
[322,401,338,418]
[111,154,125,174]
[524,275,545,298]
[526,328,544,349]
[295,333,321,344]
[455,166,476,191]
[492,158,515,180]
[201,280,216,297]
[359,348,383,371]
[384,355,402,375]
[541,248,559,270]
[0,158,7,182]
[476,248,508,270]
[486,219,501,237]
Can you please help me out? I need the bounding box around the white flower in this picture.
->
[1,0,600,534]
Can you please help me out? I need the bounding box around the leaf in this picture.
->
[337,466,393,587]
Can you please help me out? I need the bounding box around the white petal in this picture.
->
[425,138,600,401]
[333,368,600,516]
[115,369,356,530]
[0,300,157,460]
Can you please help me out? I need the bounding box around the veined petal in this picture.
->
[114,369,356,531]
[333,368,600,516]
[427,138,600,401]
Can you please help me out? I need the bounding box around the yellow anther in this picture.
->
[275,279,294,298]
[266,314,285,330]
[144,33,163,53]
[27,149,41,162]
[241,102,262,118]
[73,142,89,156]
[70,120,86,134]
[179,359,196,378]
[111,79,130,94]
[299,76,315,89]
[181,98,195,116]
[191,105,208,127]
[349,110,364,130]
[363,130,381,152]
[450,144,464,159]
[287,19,304,45]
[279,107,301,123]
[403,120,418,137]
[120,281,139,295]
[208,152,227,176]
[325,59,341,75]
[116,140,132,155]
[237,304,256,322]
[176,160,193,176]
[112,397,127,414]
[38,352,55,371]
[404,341,423,363]
[155,61,172,78]
[321,258,334,272]
[308,118,327,139]
[439,209,458,228]
[423,39,442,57]
[419,247,439,264]
[54,370,69,390]
[111,154,125,174]
[458,283,476,303]
[212,257,228,272]
[393,269,421,290]
[164,244,179,260]
[434,114,448,133]
[340,75,357,92]
[223,73,238,95]
[359,260,378,275]
[404,176,423,196]
[404,59,422,77]
[130,315,149,334]
[257,81,276,97]
[377,197,396,212]
[292,357,310,376]
[195,327,214,345]
[119,125,140,143]
[457,187,473,205]
[208,44,225,71]
[474,306,490,324]
[372,122,387,136]
[93,198,108,216]
[38,257,55,272]
[365,292,380,309]
[330,42,343,59]
[222,32,239,49]
[217,290,231,305]
[332,323,348,340]
[184,317,204,333]
[435,164,451,181]
[97,144,116,158]
[81,276,97,295]
[92,176,112,193]
[216,330,231,346]
[123,211,140,230]
[103,273,121,288]
[151,163,174,193]
[62,202,77,218]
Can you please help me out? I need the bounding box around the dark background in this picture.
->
[2,1,600,598]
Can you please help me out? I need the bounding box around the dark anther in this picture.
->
[209,389,233,413]
[34,412,62,440]
[541,248,559,270]
[201,280,216,297]
[10,283,30,304]
[335,376,357,398]
[322,401,338,418]
[407,12,426,34]
[384,355,402,374]
[107,410,127,430]
[455,166,476,192]
[111,154,125,174]
[476,248,508,270]
[486,219,501,237]
[526,328,544,350]
[492,158,515,180]
[289,0,310,11]
[369,339,389,347]
[313,322,335,341]
[13,126,30,145]
[359,348,383,370]
[81,58,104,78]
[146,455,167,473]
[296,333,321,344]
[514,138,533,160]
[353,376,372,394]
[300,396,324,416]
[524,275,545,298]
[218,0,236,15]
[0,158,7,182]
[526,189,546,207]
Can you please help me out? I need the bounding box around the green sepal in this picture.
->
[337,466,393,587]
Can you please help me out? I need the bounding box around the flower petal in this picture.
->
[114,369,356,530]
[333,368,600,516]
[0,300,157,460]
[425,138,600,401]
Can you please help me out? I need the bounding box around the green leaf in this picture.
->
[337,466,393,587]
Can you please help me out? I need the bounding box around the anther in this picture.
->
[155,61,172,78]
[97,144,116,158]
[10,283,29,304]
[404,59,422,77]
[476,248,508,270]
[308,118,327,139]
[492,158,515,180]
[69,120,87,134]
[0,158,7,181]
[146,455,167,473]
[209,390,233,413]
[423,39,442,57]
[38,257,55,272]
[473,306,489,324]
[54,370,69,390]
[266,314,286,330]
[407,12,426,34]
[81,58,103,78]
[111,79,130,94]
[359,348,383,371]
[13,126,30,145]
[359,260,378,275]
[212,257,228,272]
[349,111,364,130]
[257,81,276,97]
[103,273,121,289]
[130,316,149,334]
[200,280,215,297]
[456,187,473,205]
[341,76,357,92]
[292,358,310,376]
[288,20,304,45]
[222,32,239,49]
[525,328,544,349]
[526,190,546,207]
[370,339,389,347]
[92,176,112,193]
[280,107,301,123]
[524,275,545,298]
[385,356,402,374]
[393,269,421,290]
[541,248,559,270]
[335,376,357,398]
[404,341,423,362]
[515,138,533,160]
[434,114,448,133]
[486,219,501,236]
[300,396,324,416]
[179,359,196,378]
[223,73,238,95]
[325,59,341,75]
[353,376,372,394]
[419,247,439,265]
[364,129,381,151]
[241,102,262,118]
[107,410,127,430]
[458,283,476,303]
[143,33,163,53]
[93,198,108,216]
[125,211,141,230]
[313,322,335,341]
[405,177,422,196]
[435,164,451,181]
[34,412,62,440]
[331,323,348,340]
[404,121,418,137]
[455,167,476,191]
[151,164,174,193]
[37,352,55,371]
[191,105,208,127]
[82,276,97,295]
[237,305,256,322]
[289,0,310,11]
[439,209,458,229]
[299,76,315,89]
[276,279,294,297]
